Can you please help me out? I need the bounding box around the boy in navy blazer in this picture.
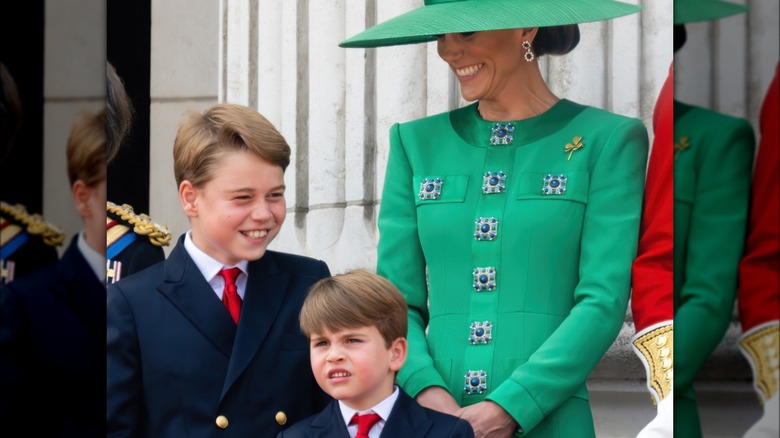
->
[279,269,474,438]
[107,103,332,437]
[1,106,107,436]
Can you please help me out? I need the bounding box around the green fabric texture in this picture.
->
[376,99,648,436]
[673,100,755,436]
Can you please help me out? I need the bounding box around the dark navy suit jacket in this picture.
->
[0,234,106,437]
[277,388,475,438]
[107,234,332,437]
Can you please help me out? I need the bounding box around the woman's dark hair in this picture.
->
[533,24,580,57]
[673,24,687,53]
[106,61,135,164]
[1,62,23,162]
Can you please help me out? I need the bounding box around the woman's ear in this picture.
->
[389,337,408,372]
[520,27,539,41]
[179,180,199,218]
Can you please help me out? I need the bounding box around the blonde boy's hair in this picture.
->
[66,108,107,187]
[173,103,290,188]
[300,269,408,347]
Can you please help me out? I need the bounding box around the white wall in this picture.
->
[148,0,221,244]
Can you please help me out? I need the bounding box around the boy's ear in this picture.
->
[389,337,408,372]
[179,180,199,218]
[71,180,91,218]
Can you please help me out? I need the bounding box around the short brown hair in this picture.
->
[66,108,107,187]
[300,269,408,348]
[173,103,291,188]
[533,24,580,57]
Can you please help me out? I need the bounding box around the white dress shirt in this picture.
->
[338,385,400,438]
[183,230,248,300]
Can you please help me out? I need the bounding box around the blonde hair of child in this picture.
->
[300,269,408,348]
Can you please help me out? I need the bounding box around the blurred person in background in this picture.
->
[630,62,674,438]
[0,104,107,436]
[736,61,779,438]
[0,62,63,285]
[673,0,756,436]
[105,61,170,285]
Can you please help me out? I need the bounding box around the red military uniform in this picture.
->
[630,63,674,437]
[737,62,779,438]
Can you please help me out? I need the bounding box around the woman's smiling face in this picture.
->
[437,28,529,103]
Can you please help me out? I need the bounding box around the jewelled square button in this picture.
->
[419,177,443,200]
[472,267,496,292]
[474,217,498,240]
[490,123,514,146]
[482,171,507,194]
[464,370,488,395]
[469,321,493,344]
[542,174,567,195]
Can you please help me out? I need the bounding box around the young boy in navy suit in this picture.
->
[279,269,474,437]
[1,106,107,436]
[107,103,332,436]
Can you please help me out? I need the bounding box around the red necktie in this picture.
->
[219,267,242,324]
[351,413,381,438]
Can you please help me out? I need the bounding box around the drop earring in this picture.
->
[523,40,535,62]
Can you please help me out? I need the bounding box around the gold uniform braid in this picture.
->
[0,201,65,247]
[106,202,172,247]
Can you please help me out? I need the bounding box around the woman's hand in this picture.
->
[415,386,461,415]
[455,400,518,438]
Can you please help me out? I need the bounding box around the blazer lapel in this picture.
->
[53,236,106,339]
[381,389,434,437]
[222,251,290,394]
[157,239,237,358]
[309,400,351,437]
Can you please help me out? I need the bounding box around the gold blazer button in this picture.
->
[215,415,229,429]
[276,411,287,425]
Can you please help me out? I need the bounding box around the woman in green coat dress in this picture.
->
[341,1,648,436]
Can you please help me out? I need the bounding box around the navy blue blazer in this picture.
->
[107,234,333,437]
[277,388,475,438]
[0,234,106,437]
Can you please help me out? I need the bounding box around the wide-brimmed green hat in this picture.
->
[340,0,642,49]
[674,0,748,25]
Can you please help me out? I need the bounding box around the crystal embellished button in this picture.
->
[469,321,493,344]
[419,177,443,200]
[464,370,488,394]
[542,174,567,195]
[490,123,515,146]
[474,217,498,240]
[472,267,496,292]
[482,171,507,194]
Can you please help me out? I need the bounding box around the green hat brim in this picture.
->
[674,0,748,24]
[340,0,642,49]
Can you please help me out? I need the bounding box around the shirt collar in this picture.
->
[77,230,105,282]
[183,230,248,281]
[338,385,400,427]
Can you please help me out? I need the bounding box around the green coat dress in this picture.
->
[376,99,648,437]
[672,100,755,437]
